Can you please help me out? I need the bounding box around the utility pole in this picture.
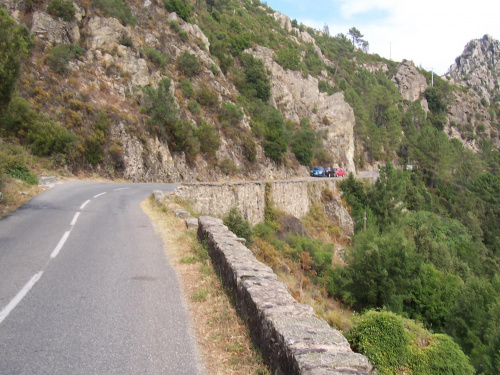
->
[363,210,367,231]
[390,42,392,60]
[431,68,434,87]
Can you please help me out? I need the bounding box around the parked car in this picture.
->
[310,166,325,177]
[333,168,345,177]
[324,167,333,177]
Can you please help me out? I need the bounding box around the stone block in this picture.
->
[153,190,165,201]
[174,209,190,219]
[185,218,198,230]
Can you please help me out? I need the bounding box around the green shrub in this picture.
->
[91,0,137,26]
[47,0,75,22]
[164,0,191,21]
[348,311,412,374]
[178,78,194,98]
[236,53,271,102]
[195,83,218,107]
[169,21,181,33]
[2,96,75,158]
[210,63,220,76]
[170,119,200,162]
[274,46,301,70]
[412,334,475,375]
[119,35,133,47]
[187,100,200,114]
[218,157,238,175]
[179,30,189,41]
[177,51,201,77]
[143,47,168,67]
[47,44,83,73]
[142,78,179,141]
[196,121,221,159]
[5,163,38,185]
[241,133,257,162]
[291,128,318,166]
[0,8,30,114]
[349,311,474,375]
[219,102,243,125]
[223,206,253,246]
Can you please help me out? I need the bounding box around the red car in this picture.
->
[333,168,345,177]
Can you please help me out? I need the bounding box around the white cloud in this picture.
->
[299,0,500,75]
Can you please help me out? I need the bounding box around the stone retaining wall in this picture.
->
[197,215,374,375]
[175,178,352,228]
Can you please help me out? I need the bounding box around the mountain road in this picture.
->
[0,181,203,375]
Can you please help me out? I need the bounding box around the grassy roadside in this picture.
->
[142,195,270,375]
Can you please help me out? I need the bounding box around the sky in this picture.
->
[263,0,500,75]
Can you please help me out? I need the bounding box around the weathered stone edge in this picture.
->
[197,215,374,375]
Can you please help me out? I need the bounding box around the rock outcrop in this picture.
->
[197,216,374,374]
[250,46,356,173]
[392,60,429,108]
[449,34,500,103]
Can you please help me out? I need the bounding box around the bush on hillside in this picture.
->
[348,310,474,375]
[47,0,75,22]
[91,0,137,25]
[164,0,191,21]
[177,51,201,77]
[223,206,253,246]
[0,8,30,114]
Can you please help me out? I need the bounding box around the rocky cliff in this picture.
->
[1,0,357,182]
[449,35,500,103]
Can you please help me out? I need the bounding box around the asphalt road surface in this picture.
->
[0,181,203,374]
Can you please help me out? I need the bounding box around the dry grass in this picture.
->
[142,196,270,375]
[0,179,44,219]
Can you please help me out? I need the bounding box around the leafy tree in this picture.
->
[407,125,455,188]
[330,226,422,313]
[369,161,408,229]
[348,27,364,47]
[445,276,500,373]
[0,8,30,113]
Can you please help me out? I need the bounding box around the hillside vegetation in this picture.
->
[1,0,500,373]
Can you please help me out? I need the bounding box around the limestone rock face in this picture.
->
[31,11,78,45]
[87,16,125,51]
[392,60,428,103]
[449,34,500,102]
[250,46,356,173]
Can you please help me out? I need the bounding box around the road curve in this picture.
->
[0,181,203,374]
